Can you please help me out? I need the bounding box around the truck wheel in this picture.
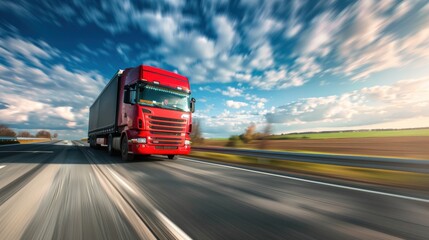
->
[167,155,177,160]
[121,136,134,161]
[108,134,116,155]
[90,137,96,148]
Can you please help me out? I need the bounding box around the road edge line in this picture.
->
[181,157,429,203]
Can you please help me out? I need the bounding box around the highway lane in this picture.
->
[0,141,428,239]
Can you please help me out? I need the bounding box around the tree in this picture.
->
[259,123,272,149]
[0,124,16,137]
[226,135,240,147]
[240,123,256,144]
[190,119,204,144]
[36,130,51,138]
[17,131,33,137]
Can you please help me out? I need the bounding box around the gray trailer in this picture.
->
[88,70,123,145]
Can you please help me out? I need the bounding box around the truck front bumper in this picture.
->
[130,143,191,155]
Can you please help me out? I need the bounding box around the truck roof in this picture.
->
[141,65,188,81]
[125,65,190,92]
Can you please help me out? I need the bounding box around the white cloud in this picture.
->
[53,107,75,122]
[0,37,58,67]
[213,15,236,52]
[226,100,248,109]
[250,64,308,90]
[340,26,429,81]
[290,0,428,82]
[285,0,304,38]
[299,9,349,56]
[194,108,266,138]
[185,53,245,83]
[245,94,267,103]
[128,10,244,85]
[198,86,221,93]
[3,1,429,141]
[267,77,429,130]
[164,0,185,8]
[334,1,426,80]
[244,94,268,110]
[245,18,282,47]
[256,102,265,109]
[0,95,45,122]
[249,43,274,70]
[116,43,131,62]
[66,121,77,128]
[286,23,302,38]
[222,87,243,97]
[4,0,428,91]
[0,36,105,138]
[399,26,429,60]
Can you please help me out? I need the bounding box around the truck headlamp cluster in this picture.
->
[184,140,191,145]
[131,138,147,144]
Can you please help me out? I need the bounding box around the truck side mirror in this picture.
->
[190,97,196,113]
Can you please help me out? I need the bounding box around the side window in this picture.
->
[124,84,137,104]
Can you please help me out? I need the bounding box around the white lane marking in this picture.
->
[88,151,95,158]
[0,151,53,153]
[0,165,5,169]
[0,143,21,148]
[155,210,192,240]
[89,150,191,240]
[181,157,429,203]
[107,168,137,194]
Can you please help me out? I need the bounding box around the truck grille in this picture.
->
[150,131,181,136]
[148,116,186,146]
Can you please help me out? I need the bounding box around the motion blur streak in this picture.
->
[181,158,429,203]
[0,142,428,239]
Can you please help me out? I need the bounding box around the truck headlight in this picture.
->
[184,140,191,145]
[136,138,147,144]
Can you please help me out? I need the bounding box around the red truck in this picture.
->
[88,65,195,161]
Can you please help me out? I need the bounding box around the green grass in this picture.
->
[269,128,429,140]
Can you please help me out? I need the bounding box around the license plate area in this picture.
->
[155,146,178,150]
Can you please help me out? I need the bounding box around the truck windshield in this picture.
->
[138,85,190,112]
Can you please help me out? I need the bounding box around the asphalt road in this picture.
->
[0,141,428,239]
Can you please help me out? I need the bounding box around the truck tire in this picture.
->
[89,137,94,148]
[108,134,116,155]
[167,155,177,160]
[121,136,134,161]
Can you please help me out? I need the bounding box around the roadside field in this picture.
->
[269,128,429,139]
[201,136,429,159]
[18,139,51,144]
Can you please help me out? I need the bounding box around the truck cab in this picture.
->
[88,65,195,161]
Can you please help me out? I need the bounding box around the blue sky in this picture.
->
[1,0,429,139]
